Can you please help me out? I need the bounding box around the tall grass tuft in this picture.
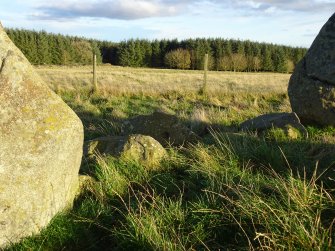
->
[6,76,335,250]
[190,131,335,250]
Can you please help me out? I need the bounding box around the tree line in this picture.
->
[6,28,102,65]
[6,28,307,73]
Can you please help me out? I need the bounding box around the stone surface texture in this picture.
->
[240,112,308,138]
[0,22,83,247]
[288,13,335,125]
[85,134,167,167]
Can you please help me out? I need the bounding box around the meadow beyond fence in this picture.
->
[36,65,290,96]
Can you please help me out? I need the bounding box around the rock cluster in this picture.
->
[84,111,202,167]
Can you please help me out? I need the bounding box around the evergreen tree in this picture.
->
[151,40,162,67]
[5,28,308,72]
[91,41,102,64]
[51,35,65,64]
[292,47,307,65]
[212,39,225,71]
[261,45,274,72]
[117,39,145,67]
[141,40,152,67]
[272,47,288,73]
[190,39,213,70]
[223,39,233,56]
[244,40,253,58]
[37,31,51,65]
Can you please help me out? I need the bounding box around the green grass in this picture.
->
[6,88,335,251]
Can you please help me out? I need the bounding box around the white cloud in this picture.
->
[236,0,335,12]
[2,0,332,47]
[32,0,190,20]
[30,0,334,21]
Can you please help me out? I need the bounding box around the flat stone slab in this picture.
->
[240,112,308,138]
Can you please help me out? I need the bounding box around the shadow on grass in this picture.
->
[6,96,335,250]
[216,132,335,188]
[75,106,335,250]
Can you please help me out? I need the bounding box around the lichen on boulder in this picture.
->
[0,22,83,247]
[84,134,167,168]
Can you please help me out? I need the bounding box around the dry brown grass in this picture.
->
[35,65,290,96]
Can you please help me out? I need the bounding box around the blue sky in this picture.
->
[1,0,334,47]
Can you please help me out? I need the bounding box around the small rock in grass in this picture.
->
[240,112,308,139]
[84,134,167,168]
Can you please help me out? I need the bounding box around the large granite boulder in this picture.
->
[84,134,167,168]
[0,23,83,247]
[121,111,199,147]
[288,13,335,125]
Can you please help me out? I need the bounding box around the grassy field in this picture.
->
[36,65,290,95]
[7,66,335,250]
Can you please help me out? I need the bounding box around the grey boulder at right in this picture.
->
[288,13,335,126]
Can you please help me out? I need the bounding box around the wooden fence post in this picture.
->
[93,53,98,92]
[200,53,208,95]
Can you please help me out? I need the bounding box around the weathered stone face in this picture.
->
[288,13,335,125]
[240,112,308,138]
[240,112,308,139]
[85,134,167,168]
[304,14,335,85]
[0,22,83,247]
